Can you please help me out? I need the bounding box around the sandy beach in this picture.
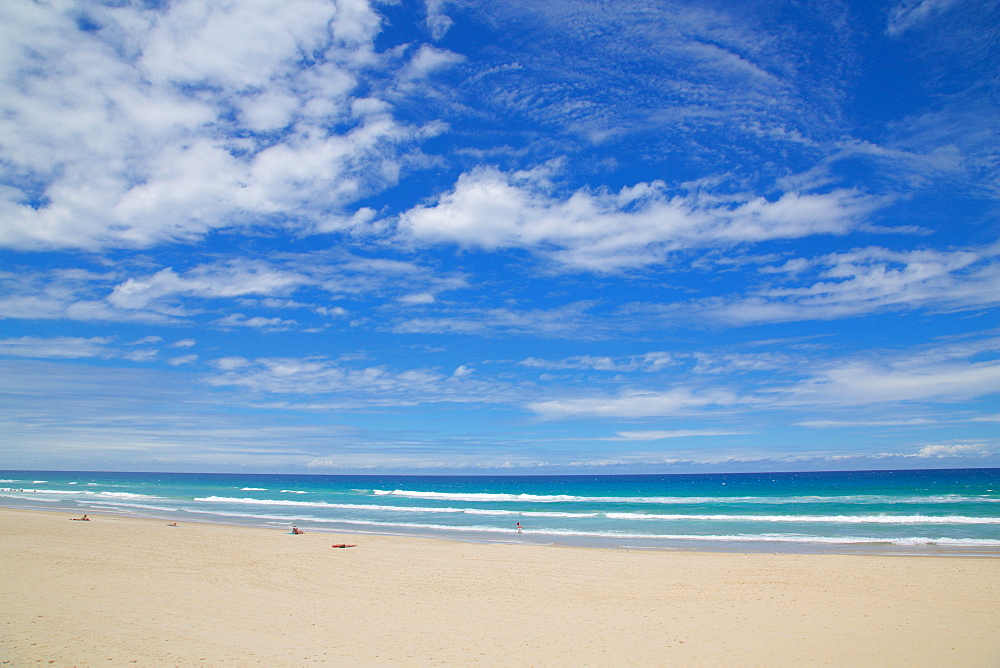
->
[1,508,997,666]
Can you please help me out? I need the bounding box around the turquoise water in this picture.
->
[2,469,999,554]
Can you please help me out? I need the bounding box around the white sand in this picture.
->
[2,508,998,666]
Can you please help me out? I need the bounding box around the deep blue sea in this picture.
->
[3,469,999,554]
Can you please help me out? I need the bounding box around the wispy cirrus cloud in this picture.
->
[886,0,963,36]
[204,355,518,408]
[528,388,742,420]
[458,0,856,153]
[633,243,1000,327]
[393,300,603,337]
[0,336,115,359]
[523,333,1000,420]
[607,430,745,441]
[0,252,470,329]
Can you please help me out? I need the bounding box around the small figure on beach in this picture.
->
[516,521,522,534]
[167,522,178,526]
[71,515,90,521]
[292,526,304,534]
[331,544,357,548]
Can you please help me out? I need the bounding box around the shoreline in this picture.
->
[4,499,999,557]
[3,507,999,666]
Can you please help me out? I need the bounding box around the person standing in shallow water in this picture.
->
[516,522,522,534]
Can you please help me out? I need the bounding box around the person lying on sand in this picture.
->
[291,526,304,534]
[70,515,90,521]
[167,522,178,526]
[331,544,357,548]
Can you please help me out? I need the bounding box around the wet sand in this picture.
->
[1,508,998,666]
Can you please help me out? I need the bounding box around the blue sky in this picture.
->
[0,0,997,474]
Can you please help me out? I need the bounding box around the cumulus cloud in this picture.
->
[0,0,435,251]
[398,164,877,271]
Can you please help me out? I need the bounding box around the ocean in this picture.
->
[2,468,999,554]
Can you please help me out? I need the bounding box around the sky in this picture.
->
[0,0,998,475]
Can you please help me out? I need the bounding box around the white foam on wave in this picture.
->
[96,491,158,499]
[194,496,601,518]
[240,487,268,491]
[0,493,59,502]
[372,489,999,505]
[604,512,1000,524]
[280,490,308,494]
[181,508,318,522]
[171,511,1000,547]
[195,496,464,514]
[464,508,599,518]
[2,489,160,499]
[373,490,735,503]
[85,501,180,513]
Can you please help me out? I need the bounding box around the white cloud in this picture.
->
[398,44,464,84]
[780,358,1000,406]
[109,264,309,313]
[399,292,436,305]
[459,2,857,155]
[424,0,455,40]
[213,357,250,371]
[609,430,743,440]
[523,333,1000,421]
[167,354,199,366]
[527,388,739,419]
[887,0,963,36]
[797,419,937,428]
[0,253,471,331]
[398,164,876,271]
[915,443,991,457]
[0,336,114,359]
[131,336,163,346]
[121,348,159,362]
[0,0,426,251]
[519,352,677,372]
[212,313,298,331]
[204,355,506,407]
[699,244,1000,325]
[395,301,601,337]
